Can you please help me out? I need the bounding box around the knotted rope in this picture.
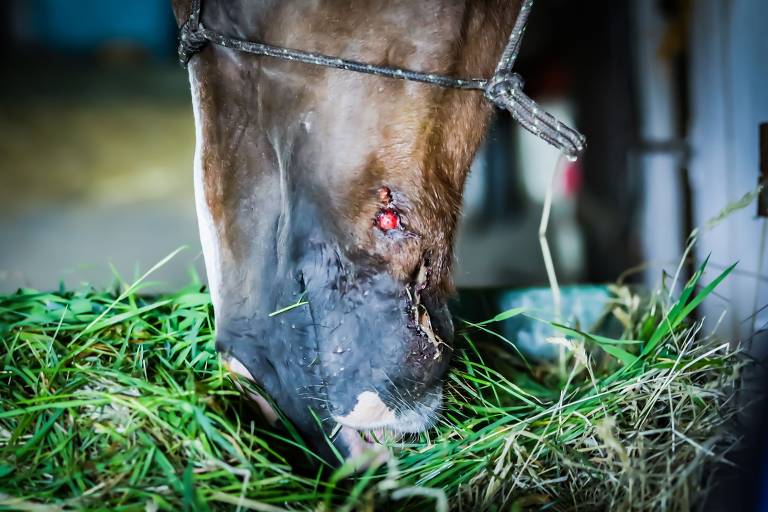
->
[178,0,586,157]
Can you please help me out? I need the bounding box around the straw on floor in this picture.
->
[0,255,741,511]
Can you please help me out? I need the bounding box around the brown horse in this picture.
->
[171,0,519,459]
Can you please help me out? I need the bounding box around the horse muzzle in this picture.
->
[215,239,453,460]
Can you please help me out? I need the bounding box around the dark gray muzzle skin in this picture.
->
[215,197,453,460]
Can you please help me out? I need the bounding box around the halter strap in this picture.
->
[178,0,586,158]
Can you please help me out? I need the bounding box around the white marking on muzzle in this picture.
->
[333,391,397,429]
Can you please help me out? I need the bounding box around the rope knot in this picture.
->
[483,71,525,107]
[178,22,208,68]
[484,70,585,158]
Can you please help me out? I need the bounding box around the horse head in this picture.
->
[172,0,518,459]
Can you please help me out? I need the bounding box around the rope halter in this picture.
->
[178,0,586,158]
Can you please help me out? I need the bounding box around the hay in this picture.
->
[0,256,741,511]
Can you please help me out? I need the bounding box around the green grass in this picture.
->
[0,256,741,511]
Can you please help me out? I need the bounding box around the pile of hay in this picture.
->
[0,257,741,511]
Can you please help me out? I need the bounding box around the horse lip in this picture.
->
[332,386,442,433]
[336,426,390,466]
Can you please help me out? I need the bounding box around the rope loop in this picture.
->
[485,71,585,158]
[178,21,207,68]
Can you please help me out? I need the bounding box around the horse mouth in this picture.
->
[330,384,442,461]
[336,393,442,462]
[331,385,442,431]
[336,417,433,462]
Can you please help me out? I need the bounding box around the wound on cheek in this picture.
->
[374,186,400,232]
[372,186,419,240]
[376,208,400,231]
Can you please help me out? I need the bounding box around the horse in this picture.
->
[171,0,520,459]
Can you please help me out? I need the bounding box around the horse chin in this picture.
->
[335,422,427,466]
[330,385,441,464]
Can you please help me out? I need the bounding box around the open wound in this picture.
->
[374,186,406,234]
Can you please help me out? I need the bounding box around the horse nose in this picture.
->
[298,258,453,431]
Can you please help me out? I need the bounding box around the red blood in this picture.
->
[376,209,399,231]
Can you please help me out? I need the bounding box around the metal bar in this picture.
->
[758,122,768,217]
